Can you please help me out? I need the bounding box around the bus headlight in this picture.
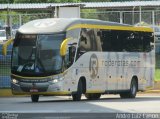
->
[12,79,18,84]
[52,76,64,84]
[53,79,58,83]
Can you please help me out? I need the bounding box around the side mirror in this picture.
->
[2,38,13,56]
[60,38,70,57]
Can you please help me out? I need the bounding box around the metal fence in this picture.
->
[0,44,12,88]
[0,13,51,29]
[81,10,160,25]
[1,10,159,29]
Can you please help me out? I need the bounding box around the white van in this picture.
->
[0,30,6,42]
[151,26,160,41]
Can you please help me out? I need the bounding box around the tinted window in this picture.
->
[101,30,123,52]
[79,28,103,52]
[100,30,153,52]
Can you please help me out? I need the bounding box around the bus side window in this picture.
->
[66,28,80,66]
[88,29,97,51]
[100,29,153,53]
[100,30,112,51]
[94,30,102,51]
[123,31,143,52]
[79,28,91,53]
[79,28,101,54]
[100,30,122,52]
[68,45,76,66]
[143,32,152,52]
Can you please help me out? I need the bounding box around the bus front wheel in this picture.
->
[72,80,83,101]
[31,95,39,102]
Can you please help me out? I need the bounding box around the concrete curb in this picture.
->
[0,89,29,97]
[0,89,13,97]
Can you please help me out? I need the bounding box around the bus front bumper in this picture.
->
[11,79,70,96]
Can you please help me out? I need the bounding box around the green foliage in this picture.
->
[0,0,155,4]
[14,0,81,3]
[155,69,160,81]
[0,0,14,3]
[81,0,111,2]
[14,0,46,3]
[47,0,81,2]
[81,9,99,19]
[0,0,7,3]
[155,54,160,81]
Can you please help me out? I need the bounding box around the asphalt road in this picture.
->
[0,93,160,113]
[0,94,160,119]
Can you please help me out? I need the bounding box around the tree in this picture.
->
[14,0,47,3]
[14,0,80,3]
[47,0,80,2]
[3,0,151,4]
[0,0,14,3]
[81,0,111,2]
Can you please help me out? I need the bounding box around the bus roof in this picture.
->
[18,18,153,34]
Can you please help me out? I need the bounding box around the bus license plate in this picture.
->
[30,89,38,92]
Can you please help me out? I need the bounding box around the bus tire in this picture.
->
[31,95,39,102]
[85,93,101,100]
[128,79,137,98]
[120,93,128,98]
[72,80,83,101]
[120,79,137,98]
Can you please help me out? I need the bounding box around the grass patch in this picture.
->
[155,54,160,81]
[155,68,160,81]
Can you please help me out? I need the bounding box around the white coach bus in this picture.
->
[3,18,155,102]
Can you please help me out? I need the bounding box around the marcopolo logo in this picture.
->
[89,54,98,79]
[34,21,56,28]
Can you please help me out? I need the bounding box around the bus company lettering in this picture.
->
[89,54,98,79]
[102,60,141,67]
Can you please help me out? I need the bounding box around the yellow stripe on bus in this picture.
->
[67,24,153,32]
[11,73,53,79]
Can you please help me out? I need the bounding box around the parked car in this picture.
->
[0,30,6,42]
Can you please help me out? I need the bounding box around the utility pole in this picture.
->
[6,0,11,39]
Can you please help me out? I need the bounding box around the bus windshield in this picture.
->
[12,33,65,76]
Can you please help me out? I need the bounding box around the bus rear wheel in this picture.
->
[120,79,137,98]
[85,93,101,100]
[72,80,83,101]
[31,95,39,102]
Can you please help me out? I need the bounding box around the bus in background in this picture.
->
[151,26,160,53]
[3,18,154,102]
